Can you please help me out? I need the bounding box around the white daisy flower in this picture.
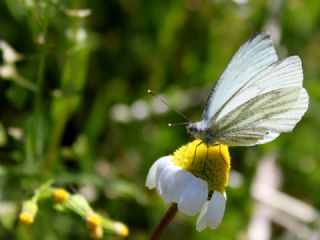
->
[146,139,230,231]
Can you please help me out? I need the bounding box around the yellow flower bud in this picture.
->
[19,200,38,225]
[113,221,129,238]
[86,213,102,229]
[52,188,69,203]
[89,226,103,239]
[19,212,34,225]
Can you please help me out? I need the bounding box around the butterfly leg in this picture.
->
[211,143,228,166]
[219,144,227,165]
[192,140,204,166]
[205,143,209,167]
[206,144,209,162]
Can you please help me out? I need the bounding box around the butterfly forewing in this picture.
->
[214,56,303,122]
[203,31,278,122]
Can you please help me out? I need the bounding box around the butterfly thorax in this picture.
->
[187,121,217,145]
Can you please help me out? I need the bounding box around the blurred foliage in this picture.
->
[0,0,320,239]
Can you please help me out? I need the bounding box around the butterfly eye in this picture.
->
[187,125,195,133]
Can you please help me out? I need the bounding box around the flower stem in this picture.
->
[150,203,178,240]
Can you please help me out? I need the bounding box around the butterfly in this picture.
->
[187,31,309,146]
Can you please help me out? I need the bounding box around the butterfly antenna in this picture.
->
[148,89,192,122]
[168,122,189,127]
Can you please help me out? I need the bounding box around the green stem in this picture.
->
[33,1,50,164]
[150,203,178,240]
[45,105,70,171]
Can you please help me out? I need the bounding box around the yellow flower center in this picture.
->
[172,139,230,193]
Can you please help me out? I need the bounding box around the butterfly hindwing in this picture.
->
[213,87,308,146]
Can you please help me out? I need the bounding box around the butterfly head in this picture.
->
[187,121,213,143]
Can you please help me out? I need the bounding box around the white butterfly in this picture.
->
[187,31,309,146]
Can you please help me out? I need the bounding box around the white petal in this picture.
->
[159,167,194,203]
[157,164,180,201]
[178,178,208,216]
[206,191,227,230]
[196,201,209,231]
[145,156,171,189]
[155,164,175,195]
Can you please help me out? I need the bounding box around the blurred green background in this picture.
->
[1,0,320,239]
